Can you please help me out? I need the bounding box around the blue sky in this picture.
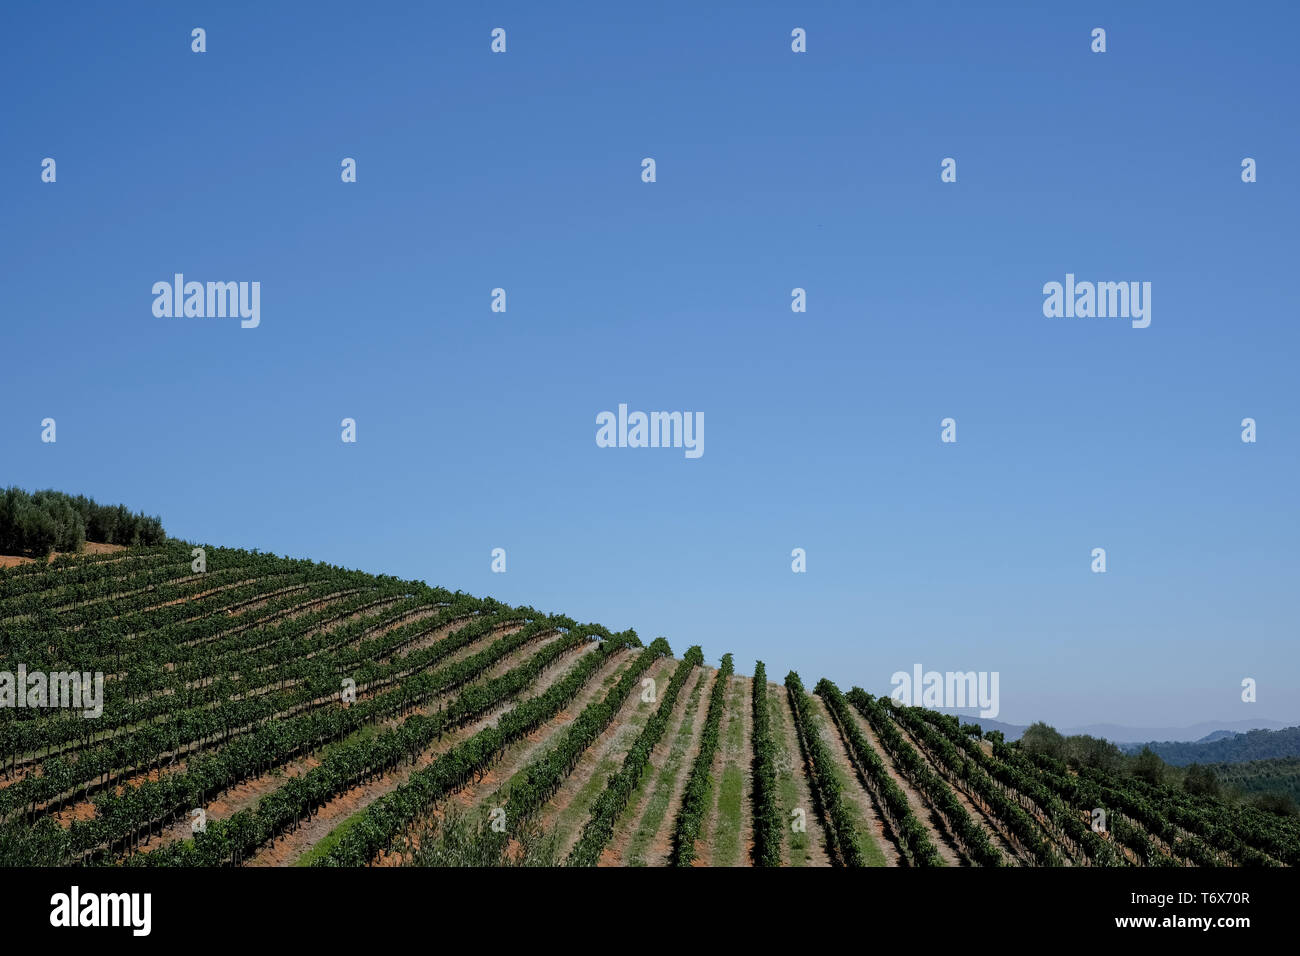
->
[3,2,1297,729]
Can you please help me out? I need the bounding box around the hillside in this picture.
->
[1,543,1297,868]
[1123,727,1300,766]
[1210,758,1300,806]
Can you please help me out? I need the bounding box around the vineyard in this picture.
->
[1,543,1296,868]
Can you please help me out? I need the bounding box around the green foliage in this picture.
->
[816,679,942,866]
[848,689,1001,866]
[670,653,734,866]
[567,647,701,866]
[1248,792,1299,819]
[785,671,864,867]
[1208,757,1300,808]
[1183,763,1221,798]
[1131,726,1300,767]
[0,487,164,556]
[1063,734,1124,773]
[750,661,782,866]
[1132,746,1168,786]
[1018,722,1124,774]
[130,615,591,865]
[403,808,558,867]
[1019,722,1067,762]
[890,703,1062,865]
[1073,761,1285,866]
[499,639,667,832]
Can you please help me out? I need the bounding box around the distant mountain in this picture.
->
[1198,730,1240,744]
[1061,718,1295,744]
[1121,726,1300,766]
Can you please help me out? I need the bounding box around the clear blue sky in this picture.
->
[4,2,1297,729]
